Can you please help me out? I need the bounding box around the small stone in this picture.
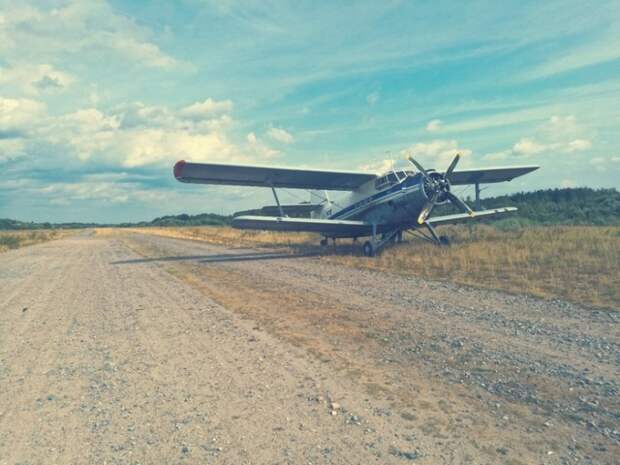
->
[330,402,341,410]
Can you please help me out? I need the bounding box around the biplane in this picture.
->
[174,155,538,256]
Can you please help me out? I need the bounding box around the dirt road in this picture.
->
[0,232,618,465]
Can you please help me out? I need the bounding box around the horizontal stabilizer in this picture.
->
[427,207,517,226]
[234,203,322,218]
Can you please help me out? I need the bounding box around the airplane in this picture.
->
[173,155,538,256]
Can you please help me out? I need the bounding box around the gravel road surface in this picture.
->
[0,231,618,465]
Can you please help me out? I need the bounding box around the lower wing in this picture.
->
[232,215,375,236]
[232,207,517,236]
[427,207,517,226]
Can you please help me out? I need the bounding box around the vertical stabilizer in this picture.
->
[309,190,330,204]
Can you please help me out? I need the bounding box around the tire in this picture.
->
[362,241,375,257]
[320,238,328,247]
[439,235,451,247]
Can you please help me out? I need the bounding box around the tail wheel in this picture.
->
[362,241,375,257]
[439,235,451,247]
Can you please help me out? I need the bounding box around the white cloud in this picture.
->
[0,97,46,134]
[267,127,294,144]
[401,139,472,169]
[359,159,398,173]
[246,132,279,159]
[483,115,593,161]
[0,63,75,95]
[524,29,620,80]
[513,138,547,155]
[426,119,442,132]
[179,98,233,120]
[0,95,277,168]
[566,139,592,152]
[0,2,180,69]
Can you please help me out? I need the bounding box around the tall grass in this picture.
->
[118,225,620,310]
[331,225,620,310]
[0,230,67,252]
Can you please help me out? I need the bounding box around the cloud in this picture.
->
[179,98,234,120]
[523,29,620,80]
[401,139,472,169]
[0,97,47,133]
[484,115,593,161]
[0,63,75,95]
[426,119,442,132]
[246,132,279,159]
[513,138,547,155]
[267,127,294,144]
[0,1,180,70]
[358,159,398,173]
[0,96,277,169]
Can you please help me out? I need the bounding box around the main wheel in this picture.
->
[439,235,451,247]
[362,241,375,257]
[320,238,328,247]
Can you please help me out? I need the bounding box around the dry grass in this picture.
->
[0,229,72,253]
[112,225,620,310]
[115,226,317,248]
[331,225,620,310]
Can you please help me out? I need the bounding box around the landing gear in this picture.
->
[320,238,328,247]
[422,221,451,247]
[362,228,401,257]
[362,241,375,257]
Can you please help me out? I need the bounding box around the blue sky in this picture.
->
[1,0,619,223]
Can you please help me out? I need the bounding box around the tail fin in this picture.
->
[309,190,330,204]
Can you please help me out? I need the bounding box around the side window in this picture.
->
[375,176,387,190]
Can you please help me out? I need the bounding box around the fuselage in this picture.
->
[312,170,432,229]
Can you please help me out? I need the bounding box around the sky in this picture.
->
[1,0,619,223]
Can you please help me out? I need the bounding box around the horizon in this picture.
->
[1,1,620,223]
[4,185,618,226]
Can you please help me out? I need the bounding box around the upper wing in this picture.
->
[447,166,539,185]
[232,215,375,236]
[174,160,377,190]
[427,207,517,226]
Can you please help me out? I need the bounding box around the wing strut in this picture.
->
[270,185,285,217]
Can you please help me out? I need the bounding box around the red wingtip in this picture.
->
[173,160,186,179]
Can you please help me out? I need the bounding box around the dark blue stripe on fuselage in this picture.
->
[329,174,422,220]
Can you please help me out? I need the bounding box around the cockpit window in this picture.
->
[375,172,402,190]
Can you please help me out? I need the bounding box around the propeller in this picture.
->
[407,153,474,224]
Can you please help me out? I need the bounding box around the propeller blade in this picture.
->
[445,153,461,180]
[417,191,439,224]
[407,156,430,178]
[447,192,474,216]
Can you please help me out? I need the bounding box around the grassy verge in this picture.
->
[110,225,620,310]
[0,230,72,253]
